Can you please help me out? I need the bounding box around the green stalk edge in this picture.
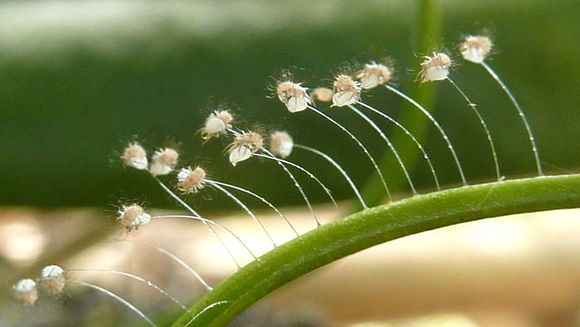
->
[174,174,580,327]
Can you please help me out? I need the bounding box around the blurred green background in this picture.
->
[0,0,578,210]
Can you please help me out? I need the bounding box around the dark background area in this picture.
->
[0,0,578,210]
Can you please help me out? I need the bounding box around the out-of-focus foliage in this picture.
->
[0,0,578,208]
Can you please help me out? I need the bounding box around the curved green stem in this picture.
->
[173,174,580,327]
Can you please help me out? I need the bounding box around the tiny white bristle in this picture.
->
[311,87,333,102]
[332,75,361,107]
[149,148,179,176]
[201,110,233,140]
[227,131,263,166]
[177,166,207,193]
[118,204,152,231]
[460,35,492,64]
[420,52,452,82]
[40,265,66,295]
[41,265,64,279]
[357,63,392,89]
[12,279,38,306]
[276,81,310,113]
[122,143,148,170]
[269,131,294,158]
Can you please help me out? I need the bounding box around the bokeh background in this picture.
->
[0,0,578,326]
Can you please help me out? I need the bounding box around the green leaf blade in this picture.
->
[174,174,580,327]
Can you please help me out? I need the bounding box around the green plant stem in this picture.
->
[173,174,580,327]
[360,0,441,207]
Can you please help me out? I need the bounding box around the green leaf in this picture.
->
[173,174,580,327]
